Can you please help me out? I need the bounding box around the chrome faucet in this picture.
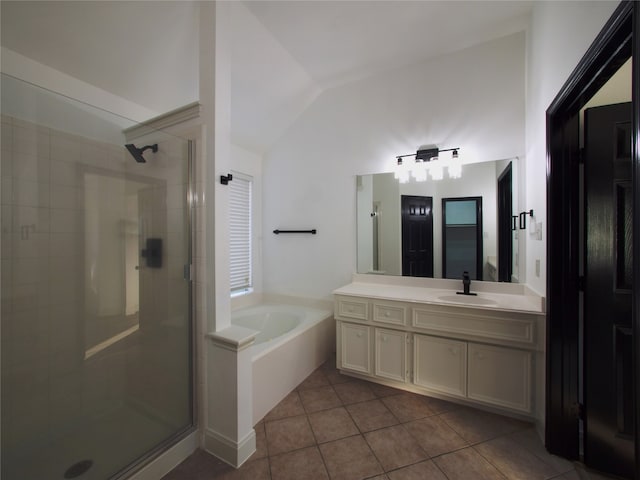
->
[457,271,477,296]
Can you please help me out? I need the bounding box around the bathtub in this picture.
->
[231,304,335,424]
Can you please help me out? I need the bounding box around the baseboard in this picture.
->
[204,428,256,468]
[129,430,198,480]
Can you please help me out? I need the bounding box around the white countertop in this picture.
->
[333,281,544,315]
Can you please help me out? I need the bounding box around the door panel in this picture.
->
[584,102,634,478]
[401,195,433,277]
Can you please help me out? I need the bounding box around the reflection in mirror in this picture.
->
[356,158,519,282]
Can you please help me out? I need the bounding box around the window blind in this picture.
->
[229,173,252,294]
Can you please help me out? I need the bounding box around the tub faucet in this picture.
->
[457,271,477,296]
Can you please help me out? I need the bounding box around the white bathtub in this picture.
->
[231,304,335,424]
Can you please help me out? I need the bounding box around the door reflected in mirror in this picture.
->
[356,159,520,282]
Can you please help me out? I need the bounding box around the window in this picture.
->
[230,172,252,295]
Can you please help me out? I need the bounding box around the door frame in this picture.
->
[497,162,513,282]
[546,0,637,471]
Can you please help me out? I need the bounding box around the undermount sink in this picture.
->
[437,294,498,306]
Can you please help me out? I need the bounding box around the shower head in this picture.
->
[125,143,158,163]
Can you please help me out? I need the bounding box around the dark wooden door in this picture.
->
[584,102,635,478]
[401,195,433,277]
[497,163,513,282]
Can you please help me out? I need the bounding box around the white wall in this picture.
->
[263,32,525,300]
[356,175,373,273]
[373,172,401,275]
[525,1,620,295]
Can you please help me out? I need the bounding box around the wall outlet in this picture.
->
[535,259,540,277]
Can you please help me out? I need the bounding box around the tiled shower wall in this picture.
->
[0,113,194,461]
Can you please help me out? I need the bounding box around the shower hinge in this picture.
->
[184,264,193,281]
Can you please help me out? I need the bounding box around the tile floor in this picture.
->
[162,359,617,480]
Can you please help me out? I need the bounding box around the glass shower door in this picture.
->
[1,74,193,479]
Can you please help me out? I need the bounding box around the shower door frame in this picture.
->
[111,138,196,480]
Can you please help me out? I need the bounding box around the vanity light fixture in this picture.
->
[393,146,462,182]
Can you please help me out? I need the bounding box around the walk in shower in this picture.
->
[1,74,194,479]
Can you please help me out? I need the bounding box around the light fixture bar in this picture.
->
[393,146,462,182]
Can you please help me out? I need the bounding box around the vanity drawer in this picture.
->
[412,305,535,346]
[336,296,369,321]
[372,301,407,326]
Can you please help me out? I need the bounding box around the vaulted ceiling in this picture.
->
[1,1,533,152]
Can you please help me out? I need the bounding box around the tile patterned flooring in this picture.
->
[162,359,617,480]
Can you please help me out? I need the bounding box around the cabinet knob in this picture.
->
[356,332,362,338]
[449,347,458,355]
[475,352,485,360]
[384,311,390,317]
[382,335,388,342]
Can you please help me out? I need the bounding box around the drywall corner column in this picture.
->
[200,0,253,465]
[204,327,257,467]
[200,0,232,333]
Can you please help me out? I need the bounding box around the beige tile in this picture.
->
[266,414,316,456]
[559,471,580,480]
[299,385,342,413]
[387,460,448,480]
[217,457,270,480]
[297,367,330,390]
[440,406,531,443]
[264,390,306,421]
[508,428,575,474]
[270,446,329,480]
[475,435,560,479]
[319,435,383,480]
[573,464,621,479]
[381,393,435,422]
[308,406,359,443]
[320,357,337,370]
[1,149,13,178]
[160,448,231,480]
[324,367,353,385]
[369,382,403,398]
[434,447,507,480]
[12,179,49,208]
[346,399,399,432]
[421,395,461,414]
[333,380,377,404]
[364,424,428,471]
[404,415,468,457]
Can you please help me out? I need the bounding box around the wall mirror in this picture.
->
[356,158,520,282]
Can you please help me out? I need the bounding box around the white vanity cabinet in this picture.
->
[375,328,408,382]
[467,342,532,413]
[413,334,467,397]
[335,291,544,419]
[338,322,372,375]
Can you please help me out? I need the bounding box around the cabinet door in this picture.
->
[339,322,372,375]
[413,334,467,397]
[375,328,407,382]
[467,343,531,413]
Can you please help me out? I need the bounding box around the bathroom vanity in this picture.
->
[334,274,545,421]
